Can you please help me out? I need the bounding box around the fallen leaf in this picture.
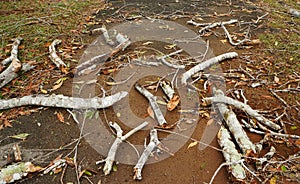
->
[187,141,198,149]
[4,119,13,127]
[147,106,155,119]
[40,88,48,94]
[274,76,280,83]
[56,112,65,123]
[290,126,298,130]
[270,176,277,184]
[10,133,30,140]
[102,68,117,75]
[167,95,180,111]
[112,165,117,172]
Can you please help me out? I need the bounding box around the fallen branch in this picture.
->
[181,52,238,85]
[241,119,300,139]
[49,39,67,69]
[0,37,35,88]
[187,19,238,35]
[0,92,127,110]
[159,81,180,111]
[96,121,149,175]
[204,90,281,130]
[0,162,42,184]
[133,129,161,180]
[0,62,35,89]
[76,28,131,76]
[215,90,256,154]
[217,126,246,180]
[1,37,23,65]
[156,50,185,69]
[135,83,167,126]
[221,24,250,46]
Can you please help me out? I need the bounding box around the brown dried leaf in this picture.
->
[167,95,180,111]
[65,157,75,167]
[4,119,13,127]
[26,163,43,173]
[147,106,155,119]
[295,139,300,146]
[56,112,64,123]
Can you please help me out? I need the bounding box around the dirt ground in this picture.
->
[0,0,299,184]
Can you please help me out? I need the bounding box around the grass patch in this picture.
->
[0,0,105,63]
[258,0,300,75]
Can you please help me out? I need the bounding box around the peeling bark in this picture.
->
[133,129,161,180]
[0,92,128,110]
[96,121,149,175]
[204,90,281,130]
[181,52,238,85]
[1,37,22,65]
[135,84,167,126]
[0,162,41,184]
[49,39,66,68]
[215,91,256,154]
[0,62,35,89]
[217,126,246,180]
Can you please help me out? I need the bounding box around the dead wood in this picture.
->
[1,37,22,65]
[96,121,149,175]
[204,90,281,130]
[187,19,238,35]
[0,92,127,110]
[217,126,246,180]
[135,83,167,126]
[214,90,256,154]
[181,52,238,85]
[49,39,67,68]
[133,129,161,180]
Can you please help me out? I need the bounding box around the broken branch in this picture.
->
[204,90,281,130]
[0,92,128,110]
[215,90,256,154]
[135,83,167,126]
[1,37,23,65]
[133,129,161,180]
[181,52,238,85]
[49,39,67,69]
[96,121,149,175]
[217,126,246,180]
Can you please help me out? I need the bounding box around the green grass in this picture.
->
[0,0,104,63]
[259,0,300,74]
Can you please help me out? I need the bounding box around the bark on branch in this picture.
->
[0,92,128,110]
[96,121,149,175]
[49,39,66,69]
[135,83,167,126]
[1,37,23,65]
[217,126,246,180]
[181,52,238,85]
[215,90,256,154]
[0,37,35,88]
[204,90,281,130]
[133,129,161,180]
